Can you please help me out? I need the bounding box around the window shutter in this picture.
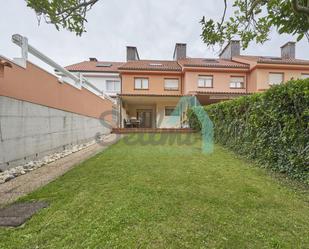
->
[165,79,179,89]
[269,73,283,85]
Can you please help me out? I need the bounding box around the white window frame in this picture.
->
[198,75,213,88]
[269,73,284,85]
[106,80,120,92]
[301,73,309,79]
[230,76,245,89]
[134,78,149,89]
[164,79,179,90]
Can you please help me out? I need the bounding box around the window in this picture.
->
[198,76,213,88]
[164,79,179,90]
[106,80,120,92]
[230,76,245,88]
[165,107,179,116]
[269,73,284,85]
[301,74,309,79]
[134,78,149,89]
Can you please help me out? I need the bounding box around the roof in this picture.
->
[65,61,124,73]
[118,60,182,71]
[235,55,309,65]
[119,93,183,97]
[0,59,12,68]
[190,91,251,95]
[178,58,249,68]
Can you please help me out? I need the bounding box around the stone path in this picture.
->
[0,134,122,207]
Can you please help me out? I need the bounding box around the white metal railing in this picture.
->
[11,34,116,104]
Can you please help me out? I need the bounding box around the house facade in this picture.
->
[117,41,309,128]
[63,41,309,129]
[59,58,123,98]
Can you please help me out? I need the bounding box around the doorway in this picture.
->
[137,109,153,128]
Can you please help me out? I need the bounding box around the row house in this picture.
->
[63,41,309,129]
[61,59,123,98]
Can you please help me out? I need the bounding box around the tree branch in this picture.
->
[56,0,99,16]
[247,0,266,17]
[220,0,227,26]
[291,0,309,15]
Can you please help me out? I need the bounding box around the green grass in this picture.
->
[0,134,308,249]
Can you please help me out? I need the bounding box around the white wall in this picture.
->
[0,96,111,171]
[60,72,121,97]
[156,103,181,128]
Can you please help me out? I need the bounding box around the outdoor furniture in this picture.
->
[124,119,133,128]
[130,117,141,128]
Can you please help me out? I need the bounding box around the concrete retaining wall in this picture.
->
[0,96,111,171]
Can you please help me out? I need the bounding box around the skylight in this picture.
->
[149,63,163,66]
[261,57,281,60]
[203,59,218,63]
[96,63,112,67]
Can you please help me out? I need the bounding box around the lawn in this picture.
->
[0,134,308,249]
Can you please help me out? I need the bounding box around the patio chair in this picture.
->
[124,119,133,128]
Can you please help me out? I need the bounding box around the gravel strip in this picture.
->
[0,134,122,207]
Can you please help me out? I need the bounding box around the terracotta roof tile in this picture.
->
[190,91,251,95]
[119,60,182,71]
[119,93,183,97]
[235,55,309,65]
[178,58,249,68]
[65,61,124,72]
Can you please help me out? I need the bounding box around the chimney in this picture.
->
[281,42,295,59]
[126,46,140,61]
[89,57,97,62]
[219,40,240,59]
[173,43,187,60]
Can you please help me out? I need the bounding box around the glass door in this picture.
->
[137,109,153,128]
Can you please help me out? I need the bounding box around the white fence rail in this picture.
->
[11,34,116,104]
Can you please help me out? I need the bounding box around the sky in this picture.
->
[0,0,308,73]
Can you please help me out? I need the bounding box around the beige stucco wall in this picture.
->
[0,58,115,123]
[253,68,309,91]
[0,65,4,78]
[247,69,258,92]
[121,72,182,95]
[183,70,248,94]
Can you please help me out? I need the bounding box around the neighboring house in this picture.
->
[58,58,124,98]
[118,41,309,128]
[232,42,309,92]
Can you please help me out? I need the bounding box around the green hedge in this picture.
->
[188,79,309,182]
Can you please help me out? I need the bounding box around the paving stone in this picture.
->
[0,202,48,227]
